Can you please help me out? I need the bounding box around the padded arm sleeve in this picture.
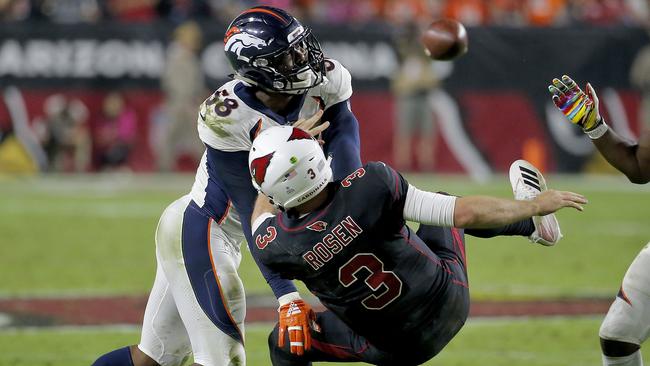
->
[207,147,297,298]
[403,184,457,227]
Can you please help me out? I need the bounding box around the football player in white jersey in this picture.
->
[92,6,359,366]
[549,75,650,366]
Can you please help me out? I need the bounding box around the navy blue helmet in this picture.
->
[223,6,325,94]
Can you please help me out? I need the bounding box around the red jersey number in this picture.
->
[339,253,403,310]
[341,167,366,188]
[255,226,277,250]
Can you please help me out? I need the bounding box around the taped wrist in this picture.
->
[278,292,301,307]
[584,117,608,140]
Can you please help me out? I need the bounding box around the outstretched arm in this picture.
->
[321,100,362,180]
[452,191,586,228]
[403,184,586,229]
[592,128,650,184]
[548,75,650,184]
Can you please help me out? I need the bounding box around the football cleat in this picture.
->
[509,160,563,246]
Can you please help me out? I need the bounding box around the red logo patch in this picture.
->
[288,127,312,141]
[306,221,328,232]
[250,152,274,186]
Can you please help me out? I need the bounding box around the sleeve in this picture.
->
[322,99,362,180]
[403,185,457,227]
[321,58,353,107]
[206,146,297,298]
[366,162,410,216]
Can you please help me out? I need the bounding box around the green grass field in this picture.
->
[1,173,649,365]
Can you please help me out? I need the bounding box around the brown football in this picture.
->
[420,19,468,61]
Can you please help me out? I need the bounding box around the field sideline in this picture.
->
[1,173,649,365]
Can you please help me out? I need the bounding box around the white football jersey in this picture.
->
[196,58,352,152]
[189,58,352,224]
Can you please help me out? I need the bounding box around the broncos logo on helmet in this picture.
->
[225,32,271,62]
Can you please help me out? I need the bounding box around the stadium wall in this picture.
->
[0,23,647,174]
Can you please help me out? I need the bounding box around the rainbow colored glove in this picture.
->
[548,75,607,139]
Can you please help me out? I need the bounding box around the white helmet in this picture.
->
[249,126,332,209]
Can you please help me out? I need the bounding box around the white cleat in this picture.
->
[509,159,563,246]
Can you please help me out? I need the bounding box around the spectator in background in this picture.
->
[443,0,489,26]
[490,0,525,26]
[206,0,248,23]
[156,0,211,23]
[380,0,435,24]
[630,29,650,129]
[157,20,205,172]
[106,0,158,22]
[0,0,31,21]
[94,92,137,171]
[35,0,102,23]
[33,94,90,172]
[391,23,440,172]
[524,0,568,26]
[571,0,628,25]
[625,0,649,24]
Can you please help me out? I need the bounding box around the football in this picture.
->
[420,19,468,61]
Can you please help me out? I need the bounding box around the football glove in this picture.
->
[548,75,607,138]
[278,299,319,356]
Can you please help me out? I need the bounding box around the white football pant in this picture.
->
[138,195,246,366]
[600,242,650,347]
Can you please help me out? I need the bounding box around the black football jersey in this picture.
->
[253,162,468,348]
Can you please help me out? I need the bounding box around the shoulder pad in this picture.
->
[317,58,352,108]
[197,81,259,151]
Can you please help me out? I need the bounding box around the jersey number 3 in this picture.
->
[339,253,403,310]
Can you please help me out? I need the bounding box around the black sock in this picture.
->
[91,346,135,366]
[465,218,534,238]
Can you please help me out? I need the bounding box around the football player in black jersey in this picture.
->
[249,126,587,365]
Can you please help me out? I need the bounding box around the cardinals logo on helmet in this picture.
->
[288,127,312,142]
[251,152,274,186]
[306,220,327,232]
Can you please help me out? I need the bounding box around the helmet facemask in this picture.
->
[248,29,325,95]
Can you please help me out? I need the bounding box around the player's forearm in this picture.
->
[593,129,650,184]
[322,100,362,179]
[454,196,540,229]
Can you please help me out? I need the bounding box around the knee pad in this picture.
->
[600,337,640,357]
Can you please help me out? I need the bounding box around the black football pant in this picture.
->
[268,225,470,366]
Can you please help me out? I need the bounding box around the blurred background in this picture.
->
[1,1,650,365]
[0,0,648,178]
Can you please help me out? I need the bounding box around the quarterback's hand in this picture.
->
[278,299,319,356]
[532,189,588,215]
[293,110,330,140]
[548,75,602,131]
